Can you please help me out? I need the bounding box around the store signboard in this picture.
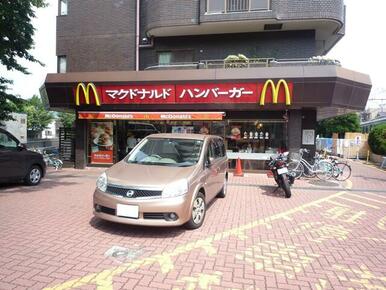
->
[175,83,258,103]
[79,111,225,121]
[75,80,293,106]
[101,85,175,104]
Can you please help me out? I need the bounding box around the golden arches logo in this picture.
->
[75,83,101,106]
[260,79,291,106]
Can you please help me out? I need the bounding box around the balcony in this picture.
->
[144,57,341,71]
[142,0,345,55]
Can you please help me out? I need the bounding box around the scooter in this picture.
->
[267,152,294,198]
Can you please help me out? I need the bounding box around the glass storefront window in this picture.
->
[94,118,287,171]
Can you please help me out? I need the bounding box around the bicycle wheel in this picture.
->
[333,163,351,181]
[315,160,333,180]
[288,161,304,179]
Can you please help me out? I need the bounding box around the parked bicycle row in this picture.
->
[29,147,63,170]
[287,149,351,181]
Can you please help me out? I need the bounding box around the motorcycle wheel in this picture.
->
[282,176,292,198]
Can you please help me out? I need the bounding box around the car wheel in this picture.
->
[217,177,227,198]
[185,192,206,230]
[25,165,42,186]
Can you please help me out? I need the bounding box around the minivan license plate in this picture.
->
[116,204,139,219]
[277,168,288,175]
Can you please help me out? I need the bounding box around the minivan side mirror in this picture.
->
[17,143,27,151]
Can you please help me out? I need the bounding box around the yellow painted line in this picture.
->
[325,200,351,208]
[345,179,353,190]
[363,192,386,200]
[44,190,348,290]
[345,193,386,205]
[357,161,386,174]
[336,196,380,209]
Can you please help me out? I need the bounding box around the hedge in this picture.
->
[368,123,386,156]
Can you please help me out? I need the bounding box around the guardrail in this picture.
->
[145,58,341,70]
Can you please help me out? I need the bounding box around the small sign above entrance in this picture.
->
[78,111,225,121]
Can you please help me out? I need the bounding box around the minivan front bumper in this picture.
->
[93,188,193,226]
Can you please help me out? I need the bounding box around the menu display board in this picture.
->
[90,122,114,164]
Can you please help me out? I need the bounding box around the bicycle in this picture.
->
[31,148,63,170]
[327,156,352,181]
[288,149,333,180]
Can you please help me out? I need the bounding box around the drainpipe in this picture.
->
[135,0,140,71]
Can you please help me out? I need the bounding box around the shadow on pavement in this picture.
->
[0,174,82,195]
[259,185,287,198]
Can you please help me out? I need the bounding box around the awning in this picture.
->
[78,111,225,121]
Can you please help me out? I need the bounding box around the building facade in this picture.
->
[42,0,371,169]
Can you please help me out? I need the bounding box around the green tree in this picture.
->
[57,112,76,128]
[368,124,386,156]
[0,0,47,124]
[23,95,54,138]
[317,113,361,138]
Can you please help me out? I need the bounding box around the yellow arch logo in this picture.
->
[75,83,101,106]
[260,79,291,106]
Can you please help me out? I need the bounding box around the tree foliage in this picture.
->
[0,0,47,123]
[317,113,361,138]
[20,95,54,136]
[57,112,76,128]
[368,124,386,156]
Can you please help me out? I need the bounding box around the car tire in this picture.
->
[217,177,227,198]
[185,192,206,230]
[25,165,42,186]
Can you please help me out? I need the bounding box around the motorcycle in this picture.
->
[267,152,294,198]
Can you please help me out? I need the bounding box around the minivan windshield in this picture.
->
[126,138,203,167]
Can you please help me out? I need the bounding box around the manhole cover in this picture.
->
[104,245,144,263]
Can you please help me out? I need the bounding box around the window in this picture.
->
[20,118,26,124]
[45,130,53,137]
[60,0,68,16]
[250,0,270,10]
[207,0,225,13]
[0,132,17,151]
[158,52,172,66]
[58,56,67,73]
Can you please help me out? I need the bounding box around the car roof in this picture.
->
[146,133,222,141]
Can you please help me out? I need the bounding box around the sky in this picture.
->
[1,0,385,109]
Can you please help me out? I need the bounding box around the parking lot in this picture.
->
[0,161,385,290]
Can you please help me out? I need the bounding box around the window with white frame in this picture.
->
[60,0,68,16]
[58,56,67,73]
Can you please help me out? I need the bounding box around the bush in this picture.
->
[224,54,249,68]
[368,124,386,156]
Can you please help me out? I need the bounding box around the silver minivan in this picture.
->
[94,133,228,229]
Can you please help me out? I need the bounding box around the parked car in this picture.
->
[94,133,228,229]
[0,128,46,185]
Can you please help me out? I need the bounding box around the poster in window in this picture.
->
[302,129,315,145]
[90,122,114,164]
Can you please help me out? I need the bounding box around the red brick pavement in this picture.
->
[0,164,385,290]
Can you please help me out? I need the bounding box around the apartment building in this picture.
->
[42,0,371,169]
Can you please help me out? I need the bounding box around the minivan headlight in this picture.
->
[162,179,188,198]
[96,172,107,192]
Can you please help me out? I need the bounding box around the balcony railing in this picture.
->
[206,0,270,14]
[144,58,341,70]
